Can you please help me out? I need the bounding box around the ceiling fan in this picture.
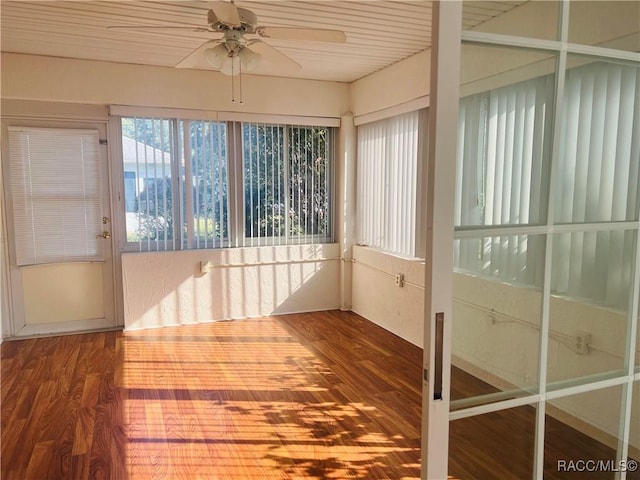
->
[108,1,347,76]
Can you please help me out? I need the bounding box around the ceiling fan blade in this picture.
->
[249,40,301,71]
[256,27,346,43]
[208,1,241,27]
[107,25,210,32]
[175,39,222,69]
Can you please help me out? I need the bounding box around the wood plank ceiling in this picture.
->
[1,1,526,82]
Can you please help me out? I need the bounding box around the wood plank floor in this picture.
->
[1,310,638,479]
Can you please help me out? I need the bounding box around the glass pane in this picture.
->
[449,405,536,478]
[121,117,174,250]
[554,57,640,224]
[458,44,556,227]
[547,230,635,387]
[288,126,332,242]
[569,1,640,53]
[451,235,544,408]
[184,120,228,249]
[243,123,286,245]
[545,386,627,479]
[463,0,559,40]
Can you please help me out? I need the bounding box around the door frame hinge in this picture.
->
[99,139,108,145]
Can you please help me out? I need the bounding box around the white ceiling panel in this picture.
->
[1,1,526,82]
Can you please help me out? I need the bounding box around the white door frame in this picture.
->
[1,117,119,337]
[421,1,462,478]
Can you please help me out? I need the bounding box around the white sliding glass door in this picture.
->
[449,1,640,478]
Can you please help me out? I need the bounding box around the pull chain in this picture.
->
[231,55,235,103]
[239,59,244,104]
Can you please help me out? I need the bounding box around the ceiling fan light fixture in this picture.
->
[238,47,262,72]
[204,43,228,69]
[220,55,241,76]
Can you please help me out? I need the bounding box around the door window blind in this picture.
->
[8,127,104,266]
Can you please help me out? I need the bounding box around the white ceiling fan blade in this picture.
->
[208,1,241,27]
[256,27,346,43]
[175,39,223,69]
[249,40,301,71]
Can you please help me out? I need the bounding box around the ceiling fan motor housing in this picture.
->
[208,7,258,33]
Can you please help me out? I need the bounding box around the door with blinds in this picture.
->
[3,123,115,336]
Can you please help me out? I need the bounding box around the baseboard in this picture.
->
[123,306,340,332]
[10,318,119,339]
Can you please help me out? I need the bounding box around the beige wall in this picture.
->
[122,244,341,330]
[350,50,430,118]
[1,53,350,117]
[351,246,424,346]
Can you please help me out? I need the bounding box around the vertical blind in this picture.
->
[357,110,420,257]
[555,62,640,223]
[455,75,552,228]
[8,127,103,266]
[552,62,639,307]
[455,61,640,308]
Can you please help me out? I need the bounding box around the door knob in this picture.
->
[97,231,111,239]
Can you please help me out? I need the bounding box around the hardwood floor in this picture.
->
[1,310,638,479]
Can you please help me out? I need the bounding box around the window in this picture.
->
[243,123,332,246]
[121,117,334,251]
[356,110,425,257]
[7,127,104,266]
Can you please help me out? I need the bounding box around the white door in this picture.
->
[2,120,116,337]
